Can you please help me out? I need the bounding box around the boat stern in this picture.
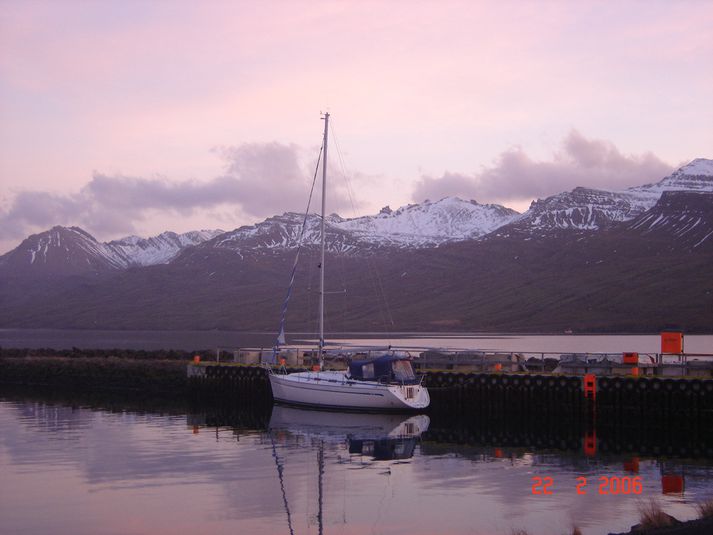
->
[390,383,430,410]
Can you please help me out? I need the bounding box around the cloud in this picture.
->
[413,130,675,205]
[0,142,353,243]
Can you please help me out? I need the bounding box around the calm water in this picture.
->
[1,390,712,535]
[1,329,712,354]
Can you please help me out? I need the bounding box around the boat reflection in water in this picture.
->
[268,405,429,461]
[267,406,429,534]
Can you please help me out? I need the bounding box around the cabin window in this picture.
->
[392,360,416,382]
[361,363,375,379]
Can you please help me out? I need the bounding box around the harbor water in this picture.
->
[1,388,712,535]
[1,329,712,354]
[1,332,712,534]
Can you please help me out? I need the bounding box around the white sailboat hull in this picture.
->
[268,371,430,411]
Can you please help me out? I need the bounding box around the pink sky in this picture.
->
[1,0,712,252]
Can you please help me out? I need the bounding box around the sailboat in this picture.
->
[266,113,430,411]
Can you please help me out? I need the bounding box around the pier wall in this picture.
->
[2,357,713,425]
[185,364,713,425]
[0,356,187,392]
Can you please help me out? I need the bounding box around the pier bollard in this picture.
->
[584,430,597,457]
[583,374,596,400]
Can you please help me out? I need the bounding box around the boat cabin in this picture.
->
[347,355,418,384]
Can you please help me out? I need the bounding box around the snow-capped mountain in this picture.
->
[511,187,651,232]
[210,212,363,254]
[209,197,520,254]
[0,226,223,275]
[508,158,713,234]
[3,158,711,274]
[336,197,519,245]
[0,226,125,275]
[107,230,224,266]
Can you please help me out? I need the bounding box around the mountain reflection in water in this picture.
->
[1,387,712,535]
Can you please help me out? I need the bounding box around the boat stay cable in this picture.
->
[273,144,323,353]
[330,121,395,340]
[269,434,295,535]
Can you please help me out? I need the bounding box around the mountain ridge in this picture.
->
[2,158,712,269]
[0,158,711,333]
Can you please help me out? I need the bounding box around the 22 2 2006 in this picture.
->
[532,476,643,495]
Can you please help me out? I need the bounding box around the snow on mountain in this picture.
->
[336,197,519,246]
[209,197,520,254]
[211,212,368,254]
[626,191,713,249]
[632,157,713,195]
[679,158,713,177]
[512,187,651,232]
[107,229,224,266]
[511,158,713,233]
[0,226,126,274]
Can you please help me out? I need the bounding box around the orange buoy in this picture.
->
[193,355,201,364]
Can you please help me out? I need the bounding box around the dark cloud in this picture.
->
[413,130,675,204]
[0,142,353,242]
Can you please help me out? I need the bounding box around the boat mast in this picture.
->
[319,112,329,358]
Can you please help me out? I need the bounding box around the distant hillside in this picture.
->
[1,160,712,333]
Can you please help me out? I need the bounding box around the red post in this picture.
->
[584,430,597,457]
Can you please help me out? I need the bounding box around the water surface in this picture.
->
[2,329,711,355]
[1,390,711,535]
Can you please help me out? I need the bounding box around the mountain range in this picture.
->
[1,158,712,333]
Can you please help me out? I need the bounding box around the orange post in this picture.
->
[622,352,638,364]
[631,367,640,377]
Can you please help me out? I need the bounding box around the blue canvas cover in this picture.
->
[347,355,417,384]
